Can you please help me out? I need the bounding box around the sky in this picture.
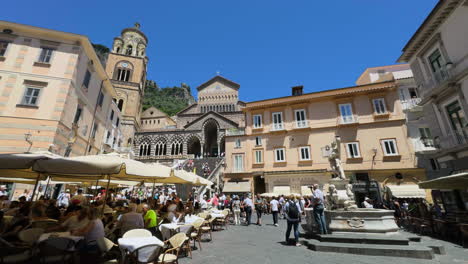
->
[4,0,438,102]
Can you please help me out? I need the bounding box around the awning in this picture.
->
[301,186,312,196]
[386,184,426,198]
[222,181,251,193]
[418,172,468,189]
[273,186,291,195]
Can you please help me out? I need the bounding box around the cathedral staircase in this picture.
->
[183,157,225,197]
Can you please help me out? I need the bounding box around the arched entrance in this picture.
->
[187,136,201,157]
[203,120,218,157]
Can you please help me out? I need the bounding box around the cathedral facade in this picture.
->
[134,75,245,163]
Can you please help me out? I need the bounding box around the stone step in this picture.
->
[317,233,410,245]
[303,239,435,259]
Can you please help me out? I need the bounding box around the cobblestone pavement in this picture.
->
[179,214,468,264]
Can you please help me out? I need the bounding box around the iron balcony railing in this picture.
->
[295,120,308,128]
[420,67,453,98]
[271,123,285,131]
[435,128,468,150]
[339,115,359,125]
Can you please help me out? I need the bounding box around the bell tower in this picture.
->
[105,23,148,147]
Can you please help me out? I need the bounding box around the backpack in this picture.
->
[287,201,300,219]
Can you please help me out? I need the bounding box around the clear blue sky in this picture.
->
[5,0,437,102]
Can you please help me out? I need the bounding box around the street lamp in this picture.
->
[24,132,33,152]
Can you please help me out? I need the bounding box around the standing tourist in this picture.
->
[57,190,71,208]
[270,196,279,226]
[71,189,88,205]
[278,195,285,219]
[254,194,264,226]
[284,195,302,246]
[232,195,241,225]
[243,194,253,226]
[311,184,327,234]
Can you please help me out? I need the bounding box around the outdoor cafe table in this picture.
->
[159,223,193,240]
[184,215,203,224]
[118,236,164,263]
[210,213,224,219]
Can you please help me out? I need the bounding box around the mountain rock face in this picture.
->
[143,80,196,116]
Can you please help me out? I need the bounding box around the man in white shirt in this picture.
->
[243,194,254,226]
[159,192,166,205]
[200,195,208,210]
[270,197,280,226]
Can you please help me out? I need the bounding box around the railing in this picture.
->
[436,129,468,150]
[295,120,308,128]
[136,154,195,160]
[271,123,284,131]
[226,128,245,136]
[401,98,422,111]
[339,115,359,125]
[420,67,453,98]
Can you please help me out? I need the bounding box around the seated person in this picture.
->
[117,204,144,235]
[72,207,104,252]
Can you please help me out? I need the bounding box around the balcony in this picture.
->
[226,128,245,136]
[436,128,468,151]
[338,115,359,126]
[401,98,422,111]
[271,123,285,131]
[295,120,309,129]
[420,67,453,99]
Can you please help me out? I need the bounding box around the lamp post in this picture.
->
[24,132,33,152]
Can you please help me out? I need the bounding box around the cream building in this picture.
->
[0,21,122,156]
[224,81,426,203]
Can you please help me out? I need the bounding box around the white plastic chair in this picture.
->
[122,229,152,238]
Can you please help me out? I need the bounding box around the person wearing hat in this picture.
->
[362,197,373,208]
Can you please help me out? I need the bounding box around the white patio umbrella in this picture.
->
[0,151,60,200]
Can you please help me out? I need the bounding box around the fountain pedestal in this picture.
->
[326,208,399,234]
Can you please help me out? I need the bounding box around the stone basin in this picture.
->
[305,208,399,234]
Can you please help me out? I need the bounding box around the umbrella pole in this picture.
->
[101,175,111,216]
[30,173,42,202]
[43,177,51,199]
[94,178,99,198]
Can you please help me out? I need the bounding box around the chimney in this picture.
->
[292,85,303,96]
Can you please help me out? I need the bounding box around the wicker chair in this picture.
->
[190,219,205,251]
[130,244,163,264]
[122,229,152,238]
[18,228,44,246]
[158,233,187,264]
[214,210,230,230]
[200,217,215,241]
[37,237,75,264]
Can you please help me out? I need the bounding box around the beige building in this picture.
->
[224,80,426,203]
[0,21,122,156]
[140,106,176,130]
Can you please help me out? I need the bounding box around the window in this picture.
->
[254,150,263,164]
[299,146,311,161]
[38,48,54,63]
[21,87,41,106]
[233,154,244,172]
[446,101,467,141]
[272,112,284,130]
[110,110,114,121]
[381,139,398,156]
[408,88,419,99]
[83,70,91,89]
[372,98,387,114]
[126,45,133,55]
[345,142,361,158]
[255,136,262,146]
[73,105,82,124]
[235,139,241,148]
[253,114,262,128]
[116,118,120,127]
[429,158,440,171]
[339,103,355,124]
[274,148,286,162]
[91,123,98,139]
[97,91,104,107]
[419,128,434,147]
[117,99,124,111]
[295,109,307,128]
[428,49,444,73]
[0,41,9,56]
[116,68,131,82]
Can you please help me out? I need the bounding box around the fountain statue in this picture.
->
[304,135,398,235]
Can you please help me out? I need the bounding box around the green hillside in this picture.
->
[143,81,195,116]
